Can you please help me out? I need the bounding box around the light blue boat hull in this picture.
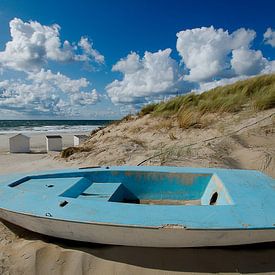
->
[0,166,274,247]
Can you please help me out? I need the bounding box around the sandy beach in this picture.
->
[0,132,88,175]
[0,108,274,274]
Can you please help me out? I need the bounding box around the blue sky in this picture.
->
[0,0,274,119]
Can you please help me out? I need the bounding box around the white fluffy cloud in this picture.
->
[0,18,104,117]
[262,60,275,74]
[231,48,267,75]
[176,26,267,82]
[106,49,183,104]
[0,70,100,115]
[112,52,142,73]
[196,76,247,92]
[0,18,104,72]
[70,89,99,105]
[78,37,104,64]
[28,69,89,93]
[264,28,275,47]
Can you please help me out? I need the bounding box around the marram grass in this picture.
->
[139,74,275,128]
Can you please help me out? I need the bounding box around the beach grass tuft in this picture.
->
[61,146,91,158]
[139,74,275,129]
[139,103,158,116]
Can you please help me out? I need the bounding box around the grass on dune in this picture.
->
[61,146,92,158]
[139,74,275,128]
[138,103,158,116]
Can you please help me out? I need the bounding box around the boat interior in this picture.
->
[8,170,233,206]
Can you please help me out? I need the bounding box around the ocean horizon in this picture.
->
[0,120,115,134]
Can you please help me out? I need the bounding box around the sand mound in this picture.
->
[64,108,275,178]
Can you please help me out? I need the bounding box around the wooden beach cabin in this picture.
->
[9,134,30,153]
[46,135,62,152]
[73,135,88,146]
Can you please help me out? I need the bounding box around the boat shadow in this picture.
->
[72,242,275,273]
[3,220,275,273]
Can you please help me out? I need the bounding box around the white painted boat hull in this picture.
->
[1,209,275,247]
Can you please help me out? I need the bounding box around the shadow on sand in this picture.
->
[29,151,48,154]
[8,150,48,155]
[3,220,275,274]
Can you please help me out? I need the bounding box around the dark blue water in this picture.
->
[0,120,114,133]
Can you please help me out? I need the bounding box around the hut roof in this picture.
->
[9,133,30,140]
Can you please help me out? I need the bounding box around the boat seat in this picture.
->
[79,182,124,201]
[59,177,91,198]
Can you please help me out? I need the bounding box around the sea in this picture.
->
[0,120,114,134]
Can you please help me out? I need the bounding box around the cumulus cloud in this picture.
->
[78,37,104,64]
[0,18,104,72]
[264,28,275,47]
[231,48,267,75]
[176,26,263,82]
[70,89,100,105]
[0,70,100,115]
[196,76,248,93]
[262,60,275,74]
[28,69,89,93]
[0,79,60,113]
[106,49,185,104]
[0,18,104,117]
[112,52,142,73]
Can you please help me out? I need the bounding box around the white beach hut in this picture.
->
[46,135,62,152]
[73,135,88,146]
[9,134,30,153]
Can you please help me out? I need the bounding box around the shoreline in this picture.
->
[0,119,113,137]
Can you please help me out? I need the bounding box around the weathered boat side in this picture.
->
[2,209,275,247]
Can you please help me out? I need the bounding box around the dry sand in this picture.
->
[0,109,275,274]
[0,133,81,175]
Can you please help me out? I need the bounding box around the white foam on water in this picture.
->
[0,125,101,134]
